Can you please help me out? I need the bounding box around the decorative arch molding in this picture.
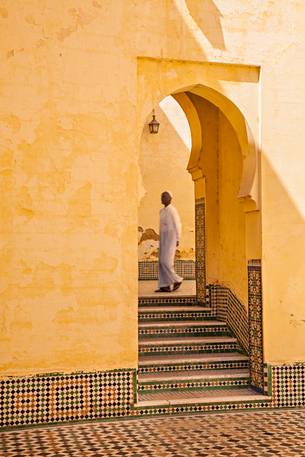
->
[171,86,259,211]
[137,57,260,211]
[139,87,258,210]
[187,85,258,212]
[171,92,202,175]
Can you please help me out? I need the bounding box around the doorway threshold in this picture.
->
[139,280,196,298]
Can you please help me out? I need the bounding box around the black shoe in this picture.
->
[173,281,182,291]
[155,286,171,293]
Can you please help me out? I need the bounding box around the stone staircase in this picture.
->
[136,295,269,408]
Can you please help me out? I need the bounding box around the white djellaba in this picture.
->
[158,193,183,289]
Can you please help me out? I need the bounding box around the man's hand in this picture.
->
[176,241,179,247]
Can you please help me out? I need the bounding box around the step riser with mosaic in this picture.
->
[139,302,200,308]
[139,326,231,338]
[139,311,214,321]
[139,342,242,355]
[138,360,249,374]
[137,296,252,406]
[138,378,250,393]
[139,297,198,306]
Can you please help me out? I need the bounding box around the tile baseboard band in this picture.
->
[0,363,304,429]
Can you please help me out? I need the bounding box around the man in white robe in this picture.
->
[156,191,183,292]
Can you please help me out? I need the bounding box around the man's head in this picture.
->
[161,191,172,207]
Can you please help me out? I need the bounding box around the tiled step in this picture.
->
[138,368,250,393]
[139,368,249,382]
[139,306,213,321]
[139,320,231,338]
[139,296,198,306]
[138,336,240,355]
[136,387,271,408]
[136,294,255,410]
[139,306,209,312]
[138,352,249,373]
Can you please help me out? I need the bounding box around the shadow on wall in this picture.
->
[142,0,305,356]
[262,155,305,360]
[185,0,226,50]
[170,0,225,96]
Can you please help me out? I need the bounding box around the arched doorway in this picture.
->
[137,69,264,404]
[138,85,260,304]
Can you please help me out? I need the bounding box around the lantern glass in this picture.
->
[148,113,160,134]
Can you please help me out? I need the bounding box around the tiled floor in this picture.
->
[1,409,304,456]
[139,280,196,297]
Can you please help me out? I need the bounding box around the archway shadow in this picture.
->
[185,0,226,50]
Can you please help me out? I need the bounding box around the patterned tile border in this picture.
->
[139,325,230,337]
[1,363,304,428]
[138,378,249,392]
[131,401,272,416]
[195,198,206,304]
[207,284,249,353]
[248,259,264,391]
[270,363,305,408]
[139,342,240,355]
[138,310,213,321]
[138,296,197,306]
[227,289,249,353]
[206,260,264,392]
[138,360,249,374]
[0,369,135,429]
[139,260,195,280]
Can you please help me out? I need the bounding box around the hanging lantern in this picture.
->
[148,109,160,134]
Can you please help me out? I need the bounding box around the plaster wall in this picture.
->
[0,0,140,376]
[191,96,220,284]
[0,0,304,375]
[191,95,247,305]
[218,112,247,305]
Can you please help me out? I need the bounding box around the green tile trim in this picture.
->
[267,365,272,396]
[133,398,272,411]
[132,370,138,404]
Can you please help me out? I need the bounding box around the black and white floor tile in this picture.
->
[1,408,304,456]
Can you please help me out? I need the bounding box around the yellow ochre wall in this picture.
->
[0,0,304,375]
[190,95,247,305]
[218,112,247,305]
[190,96,220,285]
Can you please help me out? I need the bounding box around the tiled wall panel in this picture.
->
[138,260,195,280]
[195,198,206,303]
[1,363,304,429]
[248,260,264,391]
[208,284,249,353]
[0,370,135,428]
[270,364,305,408]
